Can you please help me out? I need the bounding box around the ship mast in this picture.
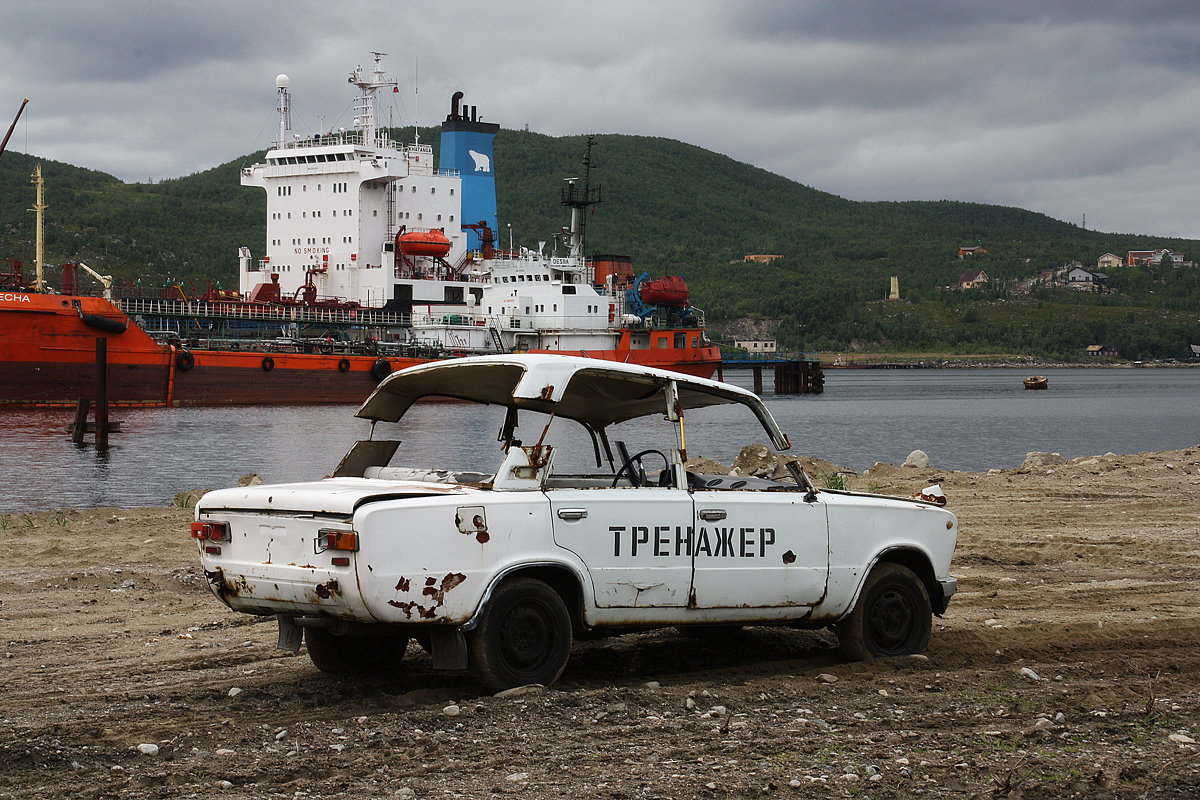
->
[561,136,601,259]
[348,52,396,149]
[275,74,292,147]
[29,163,46,293]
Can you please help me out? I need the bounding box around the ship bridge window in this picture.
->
[561,285,577,295]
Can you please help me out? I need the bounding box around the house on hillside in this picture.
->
[1066,266,1108,290]
[743,254,783,264]
[1190,344,1200,361]
[957,246,988,258]
[957,269,989,289]
[734,340,777,354]
[1126,249,1186,266]
[1096,253,1123,271]
[1086,344,1120,357]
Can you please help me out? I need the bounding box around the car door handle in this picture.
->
[698,509,726,521]
[557,508,588,520]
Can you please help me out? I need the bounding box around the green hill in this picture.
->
[3,129,1199,360]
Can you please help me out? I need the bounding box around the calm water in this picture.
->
[1,367,1197,513]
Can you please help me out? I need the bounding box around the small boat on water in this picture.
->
[1024,375,1048,390]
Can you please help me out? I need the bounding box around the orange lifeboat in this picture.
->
[638,275,689,306]
[397,228,451,257]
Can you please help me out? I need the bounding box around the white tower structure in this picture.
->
[239,55,463,309]
[275,74,292,147]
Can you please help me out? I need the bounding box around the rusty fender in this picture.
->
[387,572,468,621]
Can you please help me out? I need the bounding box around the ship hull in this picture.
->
[1,293,719,407]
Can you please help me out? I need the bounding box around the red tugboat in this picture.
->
[0,56,719,406]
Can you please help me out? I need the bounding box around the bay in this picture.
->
[0,366,1196,513]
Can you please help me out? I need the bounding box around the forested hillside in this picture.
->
[2,128,1199,359]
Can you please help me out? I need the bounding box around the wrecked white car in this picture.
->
[193,354,958,691]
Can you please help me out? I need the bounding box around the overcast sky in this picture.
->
[4,1,1200,239]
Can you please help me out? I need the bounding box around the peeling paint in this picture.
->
[313,579,340,599]
[391,572,466,620]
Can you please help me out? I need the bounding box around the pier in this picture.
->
[716,353,824,395]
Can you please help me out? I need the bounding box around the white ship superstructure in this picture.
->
[240,54,466,310]
[233,54,715,368]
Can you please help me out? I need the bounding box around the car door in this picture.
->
[687,491,829,608]
[549,486,695,608]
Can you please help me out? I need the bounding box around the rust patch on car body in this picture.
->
[313,579,340,599]
[391,572,466,620]
[422,572,466,605]
[455,507,490,544]
[386,599,438,619]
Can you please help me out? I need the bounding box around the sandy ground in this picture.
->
[2,446,1200,799]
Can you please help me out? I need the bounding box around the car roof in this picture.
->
[356,354,790,449]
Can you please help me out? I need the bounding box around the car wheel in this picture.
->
[305,628,409,674]
[468,577,572,692]
[836,562,931,661]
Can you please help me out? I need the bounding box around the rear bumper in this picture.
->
[203,565,367,619]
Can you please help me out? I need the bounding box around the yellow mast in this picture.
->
[29,163,45,292]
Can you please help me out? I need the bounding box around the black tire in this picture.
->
[337,358,351,373]
[176,350,195,371]
[370,358,392,382]
[836,562,931,661]
[81,313,128,334]
[261,356,275,371]
[305,628,409,675]
[468,577,572,692]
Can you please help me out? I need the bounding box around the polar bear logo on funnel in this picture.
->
[468,149,491,173]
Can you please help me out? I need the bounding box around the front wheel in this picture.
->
[468,578,572,692]
[305,628,409,674]
[835,562,931,661]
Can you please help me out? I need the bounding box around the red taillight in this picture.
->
[316,529,358,553]
[191,521,230,542]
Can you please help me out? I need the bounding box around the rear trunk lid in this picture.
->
[199,477,466,516]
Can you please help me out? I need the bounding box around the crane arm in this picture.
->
[0,98,29,160]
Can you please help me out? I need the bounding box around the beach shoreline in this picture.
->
[3,445,1199,798]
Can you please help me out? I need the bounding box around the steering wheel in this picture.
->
[611,449,670,487]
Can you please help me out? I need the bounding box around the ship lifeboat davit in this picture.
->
[398,229,452,257]
[638,275,690,306]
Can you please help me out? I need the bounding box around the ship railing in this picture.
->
[638,309,707,329]
[116,297,413,327]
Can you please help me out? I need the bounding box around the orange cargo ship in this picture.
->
[0,56,718,406]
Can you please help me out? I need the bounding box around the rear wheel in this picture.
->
[836,562,931,661]
[469,577,572,692]
[305,628,409,674]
